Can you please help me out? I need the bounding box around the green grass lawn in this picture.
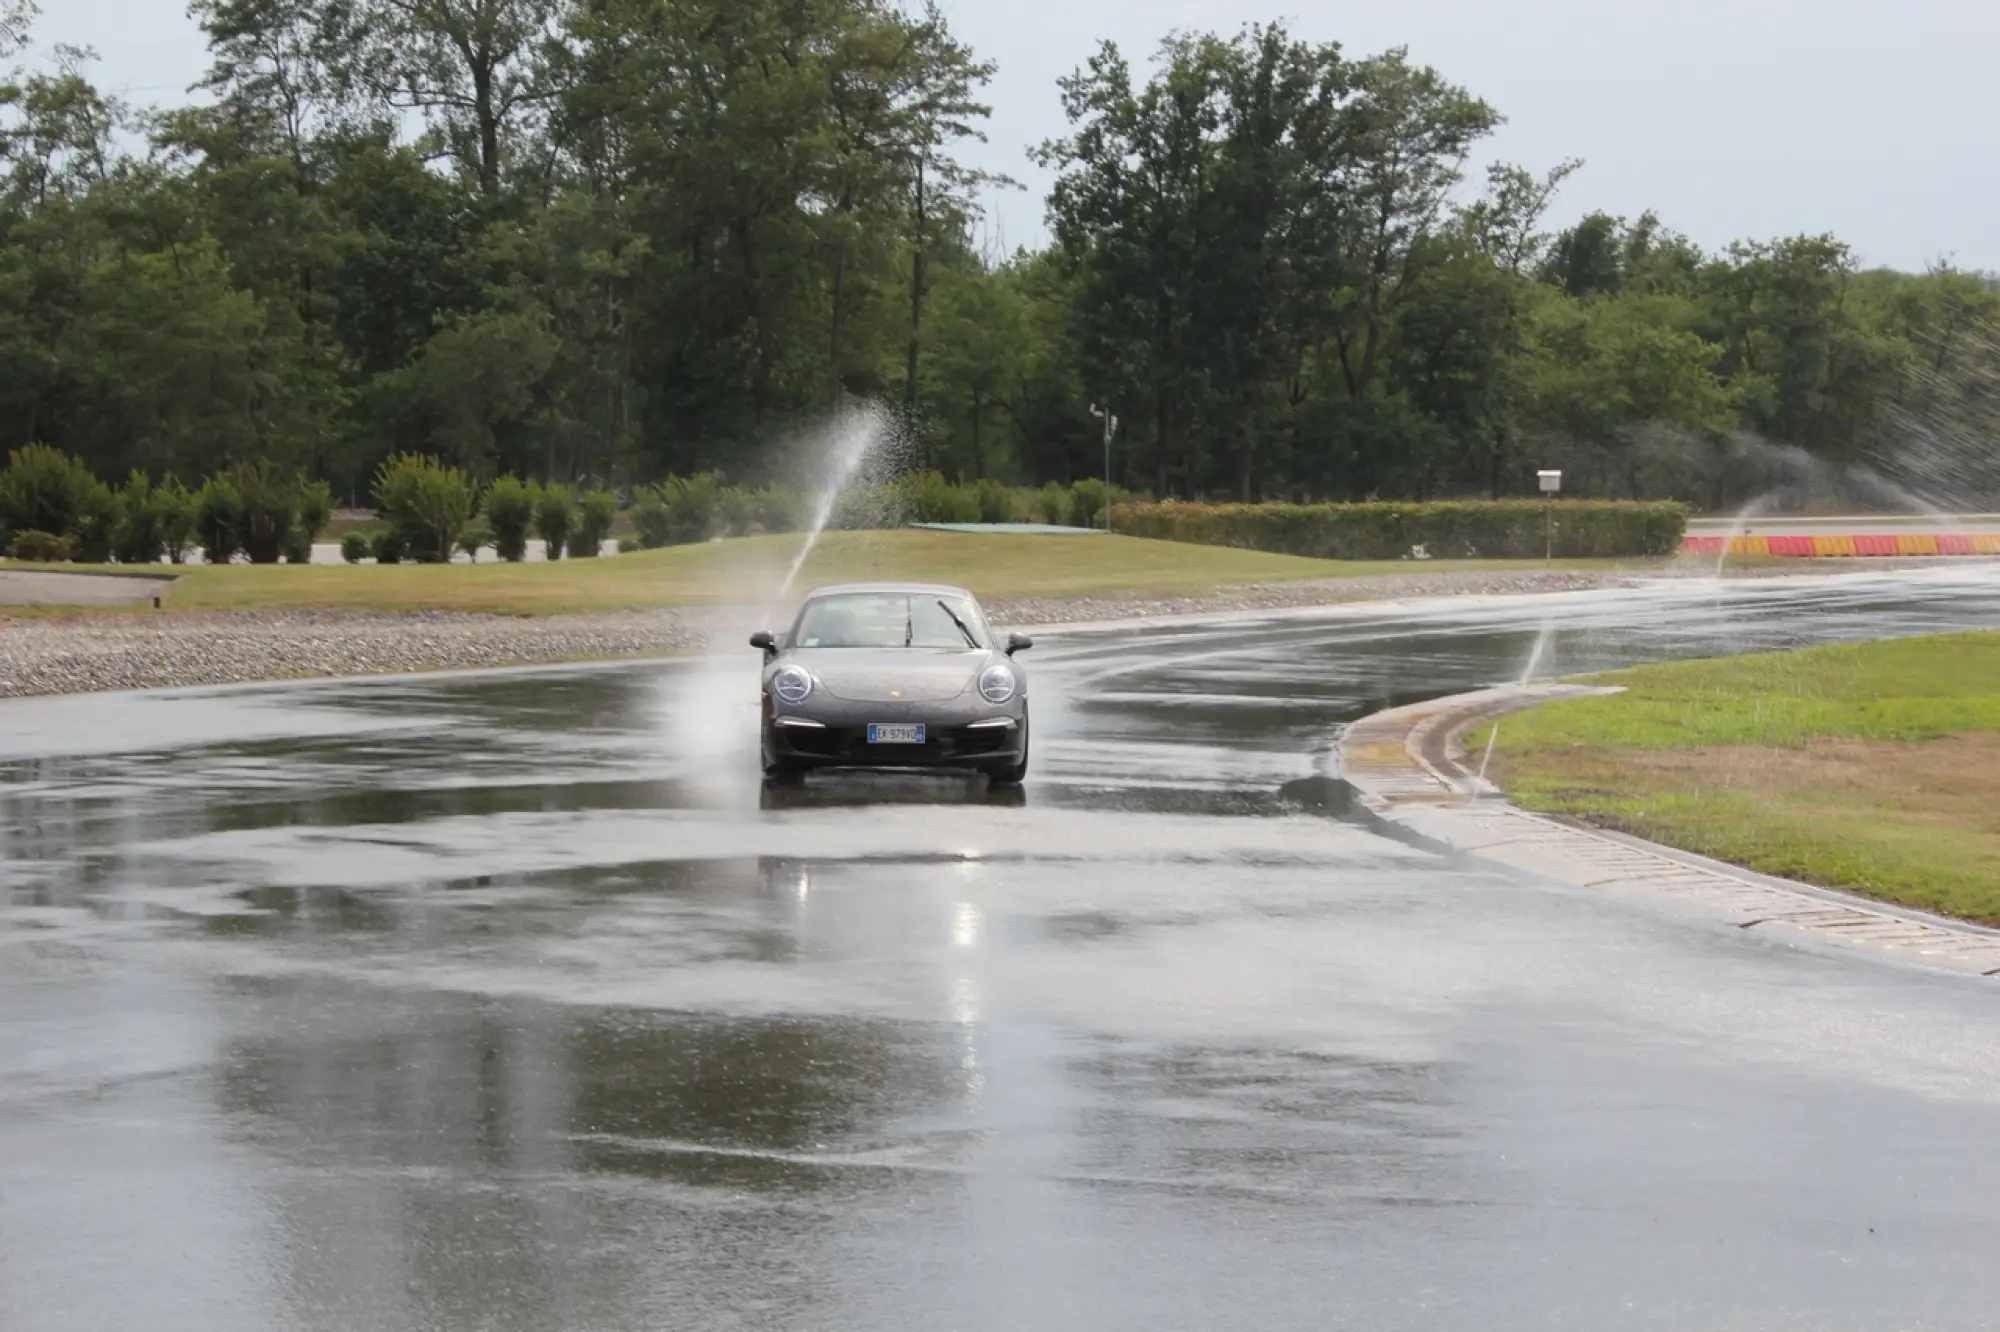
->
[1478,631,2000,922]
[23,530,1633,615]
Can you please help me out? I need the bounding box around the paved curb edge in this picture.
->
[1337,685,2000,979]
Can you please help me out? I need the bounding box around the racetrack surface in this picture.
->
[6,565,2000,1331]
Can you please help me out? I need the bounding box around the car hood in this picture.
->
[787,648,985,703]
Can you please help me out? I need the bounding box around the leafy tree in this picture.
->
[0,443,92,539]
[483,471,535,559]
[374,452,475,561]
[570,487,616,556]
[157,477,200,563]
[111,469,166,564]
[233,459,300,563]
[197,474,246,563]
[532,480,571,559]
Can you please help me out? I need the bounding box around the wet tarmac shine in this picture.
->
[7,568,2000,1331]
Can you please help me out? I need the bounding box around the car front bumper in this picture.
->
[764,696,1027,769]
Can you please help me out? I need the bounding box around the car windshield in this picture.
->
[792,593,988,649]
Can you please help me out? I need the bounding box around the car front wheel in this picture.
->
[761,742,805,783]
[984,717,1029,786]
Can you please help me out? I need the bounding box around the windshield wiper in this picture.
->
[904,598,913,648]
[936,599,979,649]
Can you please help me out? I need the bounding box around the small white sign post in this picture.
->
[1089,404,1119,533]
[1537,470,1562,565]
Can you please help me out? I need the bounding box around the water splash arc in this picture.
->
[776,404,890,605]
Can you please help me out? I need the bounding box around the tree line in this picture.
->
[2,1,1996,512]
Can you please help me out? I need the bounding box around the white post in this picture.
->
[1090,404,1118,533]
[1537,470,1563,566]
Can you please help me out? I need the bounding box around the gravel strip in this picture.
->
[0,608,707,697]
[983,567,1615,626]
[1,562,1962,698]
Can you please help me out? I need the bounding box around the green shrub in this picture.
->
[1029,482,1073,527]
[196,475,245,564]
[716,483,756,538]
[628,484,670,549]
[112,470,165,565]
[371,529,404,564]
[570,488,618,557]
[618,535,642,553]
[234,461,300,564]
[753,486,802,535]
[374,453,474,563]
[661,473,722,545]
[70,477,115,563]
[534,483,573,560]
[157,477,198,564]
[893,470,980,524]
[1070,478,1109,530]
[1110,499,1689,560]
[457,518,490,561]
[0,444,93,541]
[7,529,70,561]
[340,532,370,563]
[974,478,1016,524]
[484,474,536,561]
[297,479,334,542]
[281,526,312,564]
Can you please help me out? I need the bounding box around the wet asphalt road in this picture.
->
[6,567,2000,1332]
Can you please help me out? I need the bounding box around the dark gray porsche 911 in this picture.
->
[750,582,1032,783]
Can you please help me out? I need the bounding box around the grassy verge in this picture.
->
[1477,631,2000,922]
[22,530,1633,616]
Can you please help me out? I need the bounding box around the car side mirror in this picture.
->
[749,631,776,656]
[1005,633,1033,656]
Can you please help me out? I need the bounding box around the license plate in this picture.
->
[867,723,925,745]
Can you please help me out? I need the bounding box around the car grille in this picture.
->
[782,724,1012,760]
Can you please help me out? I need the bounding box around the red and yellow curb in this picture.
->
[1678,533,2000,558]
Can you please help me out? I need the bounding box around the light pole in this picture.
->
[1538,469,1563,566]
[1089,403,1118,533]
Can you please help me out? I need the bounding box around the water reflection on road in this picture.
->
[6,566,2000,1332]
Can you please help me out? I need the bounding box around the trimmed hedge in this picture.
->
[1111,499,1687,560]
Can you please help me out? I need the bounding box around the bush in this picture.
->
[282,526,312,564]
[196,475,244,564]
[717,483,756,538]
[1111,499,1689,560]
[570,488,617,557]
[297,479,334,542]
[618,535,643,553]
[893,470,980,524]
[484,474,536,561]
[1070,478,1109,530]
[234,461,300,564]
[372,529,404,564]
[457,518,490,561]
[70,477,115,563]
[112,471,165,565]
[0,444,92,542]
[661,473,721,545]
[374,453,474,563]
[628,485,670,549]
[974,477,1017,524]
[340,532,370,563]
[157,477,198,564]
[7,529,70,561]
[752,486,802,535]
[534,483,573,560]
[1029,482,1073,527]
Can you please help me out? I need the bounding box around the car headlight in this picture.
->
[978,663,1017,705]
[772,665,813,705]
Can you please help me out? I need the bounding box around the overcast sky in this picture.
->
[33,0,2000,272]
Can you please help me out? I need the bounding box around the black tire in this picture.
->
[985,719,1029,786]
[761,745,805,783]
